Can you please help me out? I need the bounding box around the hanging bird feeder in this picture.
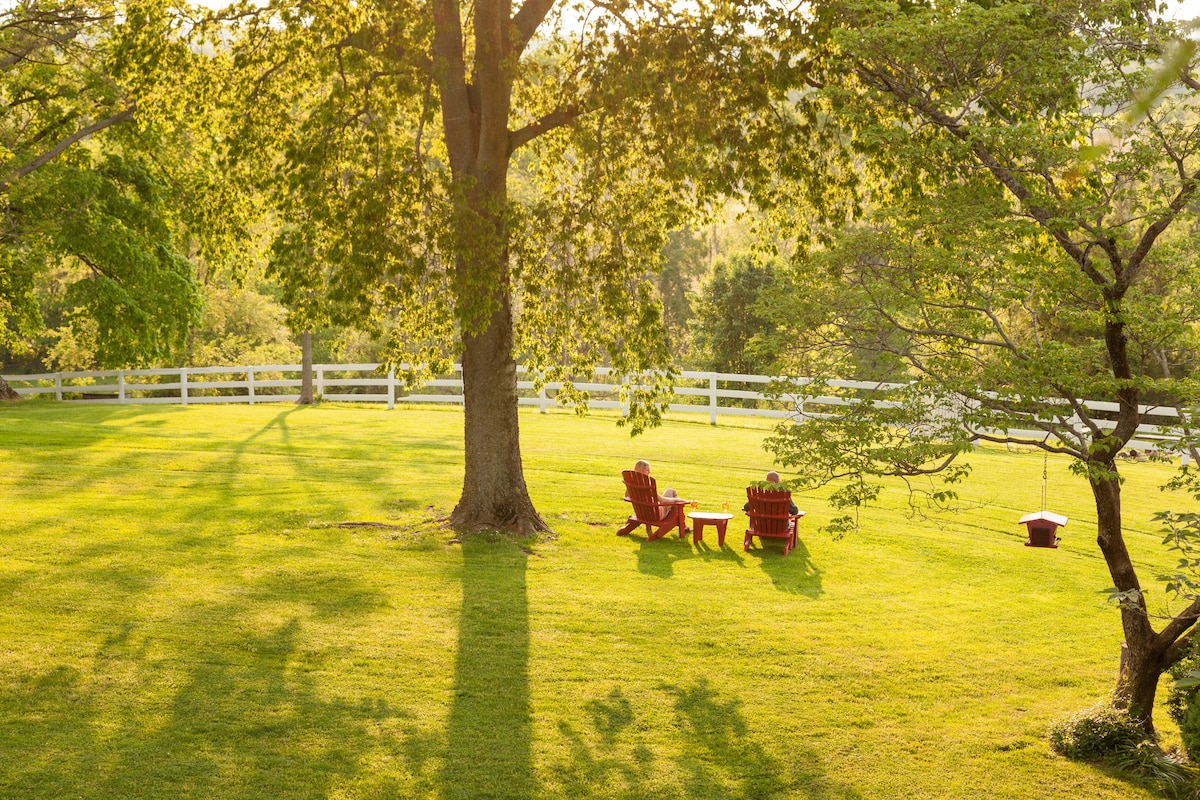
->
[1019,510,1068,548]
[1020,453,1068,548]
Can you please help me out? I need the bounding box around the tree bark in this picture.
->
[450,289,548,533]
[297,331,314,405]
[1092,472,1164,731]
[445,165,547,534]
[435,0,549,534]
[0,375,19,402]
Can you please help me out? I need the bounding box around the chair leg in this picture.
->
[666,507,686,539]
[744,532,752,552]
[616,517,639,536]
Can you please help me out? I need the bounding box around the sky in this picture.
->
[1168,0,1200,21]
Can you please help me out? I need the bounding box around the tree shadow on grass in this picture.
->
[0,405,174,521]
[745,537,823,598]
[549,680,862,799]
[0,565,423,799]
[189,406,458,529]
[442,535,534,799]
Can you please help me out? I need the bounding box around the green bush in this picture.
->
[1169,640,1200,763]
[1048,703,1151,762]
[1051,703,1200,799]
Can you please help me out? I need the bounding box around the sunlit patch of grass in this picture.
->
[0,402,1187,799]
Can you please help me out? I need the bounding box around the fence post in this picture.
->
[180,368,189,406]
[709,374,718,425]
[248,368,256,405]
[317,366,325,399]
[387,366,396,410]
[118,370,126,403]
[55,374,62,401]
[539,381,547,414]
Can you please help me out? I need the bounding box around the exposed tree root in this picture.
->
[449,503,552,537]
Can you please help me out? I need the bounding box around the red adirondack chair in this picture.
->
[617,470,688,540]
[744,487,805,555]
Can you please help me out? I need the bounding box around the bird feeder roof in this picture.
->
[1018,511,1069,527]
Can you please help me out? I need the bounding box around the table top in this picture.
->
[688,512,734,521]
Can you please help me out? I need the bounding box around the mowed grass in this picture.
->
[0,401,1189,799]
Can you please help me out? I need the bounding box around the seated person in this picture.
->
[744,471,798,514]
[627,459,682,519]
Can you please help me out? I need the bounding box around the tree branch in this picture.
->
[0,104,135,192]
[511,0,556,58]
[1125,171,1200,278]
[857,64,1108,284]
[432,0,473,174]
[1159,599,1200,657]
[508,104,582,153]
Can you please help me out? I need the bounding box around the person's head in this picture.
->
[634,459,651,474]
[765,471,781,483]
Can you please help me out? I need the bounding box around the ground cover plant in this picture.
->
[0,402,1191,798]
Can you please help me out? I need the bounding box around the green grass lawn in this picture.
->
[0,401,1189,799]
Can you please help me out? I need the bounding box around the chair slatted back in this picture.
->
[622,470,663,522]
[745,488,794,536]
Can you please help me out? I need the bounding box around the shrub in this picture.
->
[1051,703,1200,799]
[1049,703,1151,762]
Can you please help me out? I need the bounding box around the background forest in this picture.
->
[0,204,779,376]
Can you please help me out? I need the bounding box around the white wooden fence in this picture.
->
[2,363,803,424]
[1,363,1190,458]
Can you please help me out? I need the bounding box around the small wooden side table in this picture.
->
[687,512,735,546]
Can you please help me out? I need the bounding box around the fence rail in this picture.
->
[4,363,805,423]
[2,363,1190,459]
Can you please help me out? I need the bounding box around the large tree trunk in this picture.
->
[446,173,547,534]
[433,0,549,534]
[0,375,19,401]
[297,331,313,405]
[450,293,548,534]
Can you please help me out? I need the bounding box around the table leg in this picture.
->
[716,519,728,547]
[693,519,707,545]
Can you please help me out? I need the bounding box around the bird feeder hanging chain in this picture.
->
[1042,451,1048,512]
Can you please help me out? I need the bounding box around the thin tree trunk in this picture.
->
[0,375,19,402]
[298,331,313,405]
[1094,471,1168,732]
